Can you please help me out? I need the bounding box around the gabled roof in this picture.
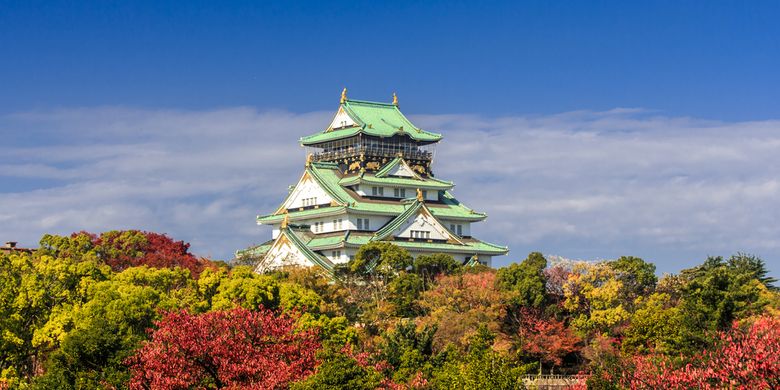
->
[235,240,273,259]
[375,157,421,179]
[258,227,334,274]
[300,99,442,145]
[257,163,486,225]
[372,199,464,244]
[342,232,509,255]
[269,161,352,216]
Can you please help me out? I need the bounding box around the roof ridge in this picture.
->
[282,228,334,273]
[372,200,423,240]
[344,99,395,107]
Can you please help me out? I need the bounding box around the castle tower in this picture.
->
[237,91,508,274]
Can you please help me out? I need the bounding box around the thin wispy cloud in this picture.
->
[1,107,778,273]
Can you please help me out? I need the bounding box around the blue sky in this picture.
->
[1,1,779,275]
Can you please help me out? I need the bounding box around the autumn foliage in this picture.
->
[619,316,780,389]
[80,230,209,277]
[127,307,320,390]
[3,233,779,388]
[516,308,580,367]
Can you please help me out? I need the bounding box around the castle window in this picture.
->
[410,230,430,239]
[457,225,463,236]
[357,218,369,230]
[422,190,427,199]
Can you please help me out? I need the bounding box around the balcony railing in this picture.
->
[312,147,433,162]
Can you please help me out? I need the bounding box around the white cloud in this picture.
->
[1,106,779,274]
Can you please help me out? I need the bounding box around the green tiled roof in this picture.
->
[258,163,485,225]
[306,233,347,249]
[375,157,417,178]
[308,162,353,204]
[372,200,424,240]
[338,173,453,190]
[281,228,335,273]
[390,239,508,255]
[279,230,507,256]
[349,200,486,221]
[235,242,273,258]
[257,206,346,224]
[341,232,507,255]
[300,100,442,145]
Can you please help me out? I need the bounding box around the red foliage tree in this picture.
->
[621,316,780,389]
[127,307,320,389]
[517,308,581,369]
[80,230,209,277]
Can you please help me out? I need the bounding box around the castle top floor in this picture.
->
[300,90,442,175]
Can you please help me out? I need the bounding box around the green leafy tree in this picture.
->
[675,256,769,351]
[430,328,527,389]
[0,251,110,384]
[727,252,778,291]
[563,262,631,336]
[291,349,383,390]
[377,320,438,382]
[413,253,461,287]
[497,252,548,308]
[207,266,280,311]
[608,256,657,307]
[387,273,424,318]
[621,292,685,355]
[32,266,199,389]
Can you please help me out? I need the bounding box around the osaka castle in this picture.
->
[238,89,508,274]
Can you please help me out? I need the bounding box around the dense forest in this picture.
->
[1,230,778,389]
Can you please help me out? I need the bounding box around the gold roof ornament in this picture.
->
[305,153,313,167]
[340,88,347,104]
[416,188,424,202]
[281,213,289,229]
[392,92,398,106]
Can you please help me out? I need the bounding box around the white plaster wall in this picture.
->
[258,240,313,272]
[328,107,356,130]
[285,178,334,209]
[442,220,472,236]
[348,214,392,231]
[355,185,439,201]
[387,163,416,177]
[396,213,450,240]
